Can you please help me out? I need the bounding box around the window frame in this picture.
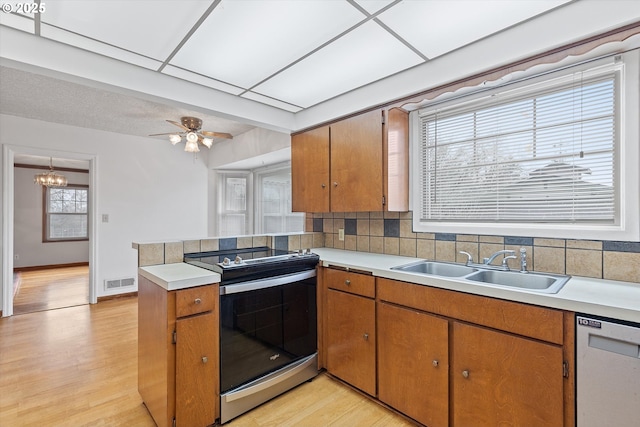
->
[409,51,640,241]
[42,184,89,243]
[216,171,252,237]
[254,163,305,234]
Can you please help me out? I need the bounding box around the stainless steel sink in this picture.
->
[390,260,570,294]
[391,261,477,277]
[465,269,569,294]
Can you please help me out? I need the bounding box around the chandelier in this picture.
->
[34,158,68,187]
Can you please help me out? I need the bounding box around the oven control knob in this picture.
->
[305,249,311,255]
[222,257,231,266]
[234,256,243,264]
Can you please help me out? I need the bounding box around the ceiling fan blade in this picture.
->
[167,119,190,131]
[149,132,184,136]
[201,130,233,139]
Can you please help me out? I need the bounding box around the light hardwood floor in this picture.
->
[12,265,89,315]
[0,296,417,427]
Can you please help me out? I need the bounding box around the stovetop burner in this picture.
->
[184,246,319,284]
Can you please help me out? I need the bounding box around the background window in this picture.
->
[418,74,615,223]
[217,164,304,236]
[218,173,249,236]
[255,168,304,234]
[410,52,639,241]
[44,185,88,242]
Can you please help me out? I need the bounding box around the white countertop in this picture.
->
[312,248,640,323]
[139,263,220,291]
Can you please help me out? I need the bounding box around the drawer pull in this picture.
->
[345,279,351,285]
[462,370,470,379]
[202,356,208,363]
[432,360,439,367]
[363,333,369,341]
[194,298,202,304]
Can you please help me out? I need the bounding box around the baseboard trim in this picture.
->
[98,292,137,302]
[14,262,89,272]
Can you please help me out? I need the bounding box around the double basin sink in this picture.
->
[391,260,570,294]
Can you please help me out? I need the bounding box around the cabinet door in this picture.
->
[176,312,217,427]
[326,289,376,395]
[330,110,383,212]
[378,302,449,427]
[291,126,330,212]
[452,322,564,427]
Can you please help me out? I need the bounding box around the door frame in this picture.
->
[2,144,98,316]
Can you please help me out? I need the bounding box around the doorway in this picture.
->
[2,145,98,317]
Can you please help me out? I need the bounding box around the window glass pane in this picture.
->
[48,214,87,239]
[419,73,616,223]
[257,169,304,234]
[46,186,89,240]
[225,178,246,211]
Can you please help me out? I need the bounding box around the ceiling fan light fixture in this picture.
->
[169,134,182,144]
[186,131,198,143]
[202,137,213,148]
[184,139,200,153]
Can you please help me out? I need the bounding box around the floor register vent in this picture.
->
[104,277,135,290]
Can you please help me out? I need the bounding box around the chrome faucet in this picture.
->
[519,247,528,273]
[484,250,516,269]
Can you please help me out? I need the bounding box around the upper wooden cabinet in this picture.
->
[291,125,330,212]
[291,108,408,212]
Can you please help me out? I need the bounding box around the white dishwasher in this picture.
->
[576,315,640,427]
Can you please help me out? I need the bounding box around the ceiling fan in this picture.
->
[149,116,233,152]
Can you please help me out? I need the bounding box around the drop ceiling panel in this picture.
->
[41,24,163,70]
[39,0,213,61]
[252,20,424,108]
[169,0,365,89]
[378,0,571,59]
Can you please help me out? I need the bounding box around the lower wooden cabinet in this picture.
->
[175,312,217,427]
[138,276,219,427]
[325,288,376,396]
[451,321,564,427]
[378,302,449,427]
[319,271,577,427]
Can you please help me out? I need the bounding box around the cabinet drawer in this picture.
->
[325,268,375,298]
[176,285,215,318]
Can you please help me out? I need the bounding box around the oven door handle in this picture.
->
[220,269,316,295]
[223,353,317,402]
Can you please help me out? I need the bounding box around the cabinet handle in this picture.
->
[333,182,338,187]
[321,183,326,188]
[462,370,470,379]
[202,356,208,363]
[432,360,439,367]
[194,298,202,304]
[345,279,351,285]
[363,333,369,341]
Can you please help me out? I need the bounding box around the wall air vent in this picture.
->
[104,277,135,290]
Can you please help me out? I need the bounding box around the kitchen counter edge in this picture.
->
[139,263,221,291]
[312,248,640,323]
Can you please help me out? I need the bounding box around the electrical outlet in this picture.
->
[338,228,345,241]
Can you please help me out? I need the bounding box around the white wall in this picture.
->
[14,167,89,268]
[1,114,210,308]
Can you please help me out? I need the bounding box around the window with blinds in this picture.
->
[416,70,617,224]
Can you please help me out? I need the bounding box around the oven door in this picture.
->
[219,270,318,422]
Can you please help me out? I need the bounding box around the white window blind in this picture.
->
[418,71,616,223]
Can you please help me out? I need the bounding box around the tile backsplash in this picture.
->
[306,211,640,284]
[134,212,639,284]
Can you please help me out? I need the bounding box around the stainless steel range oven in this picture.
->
[185,247,319,424]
